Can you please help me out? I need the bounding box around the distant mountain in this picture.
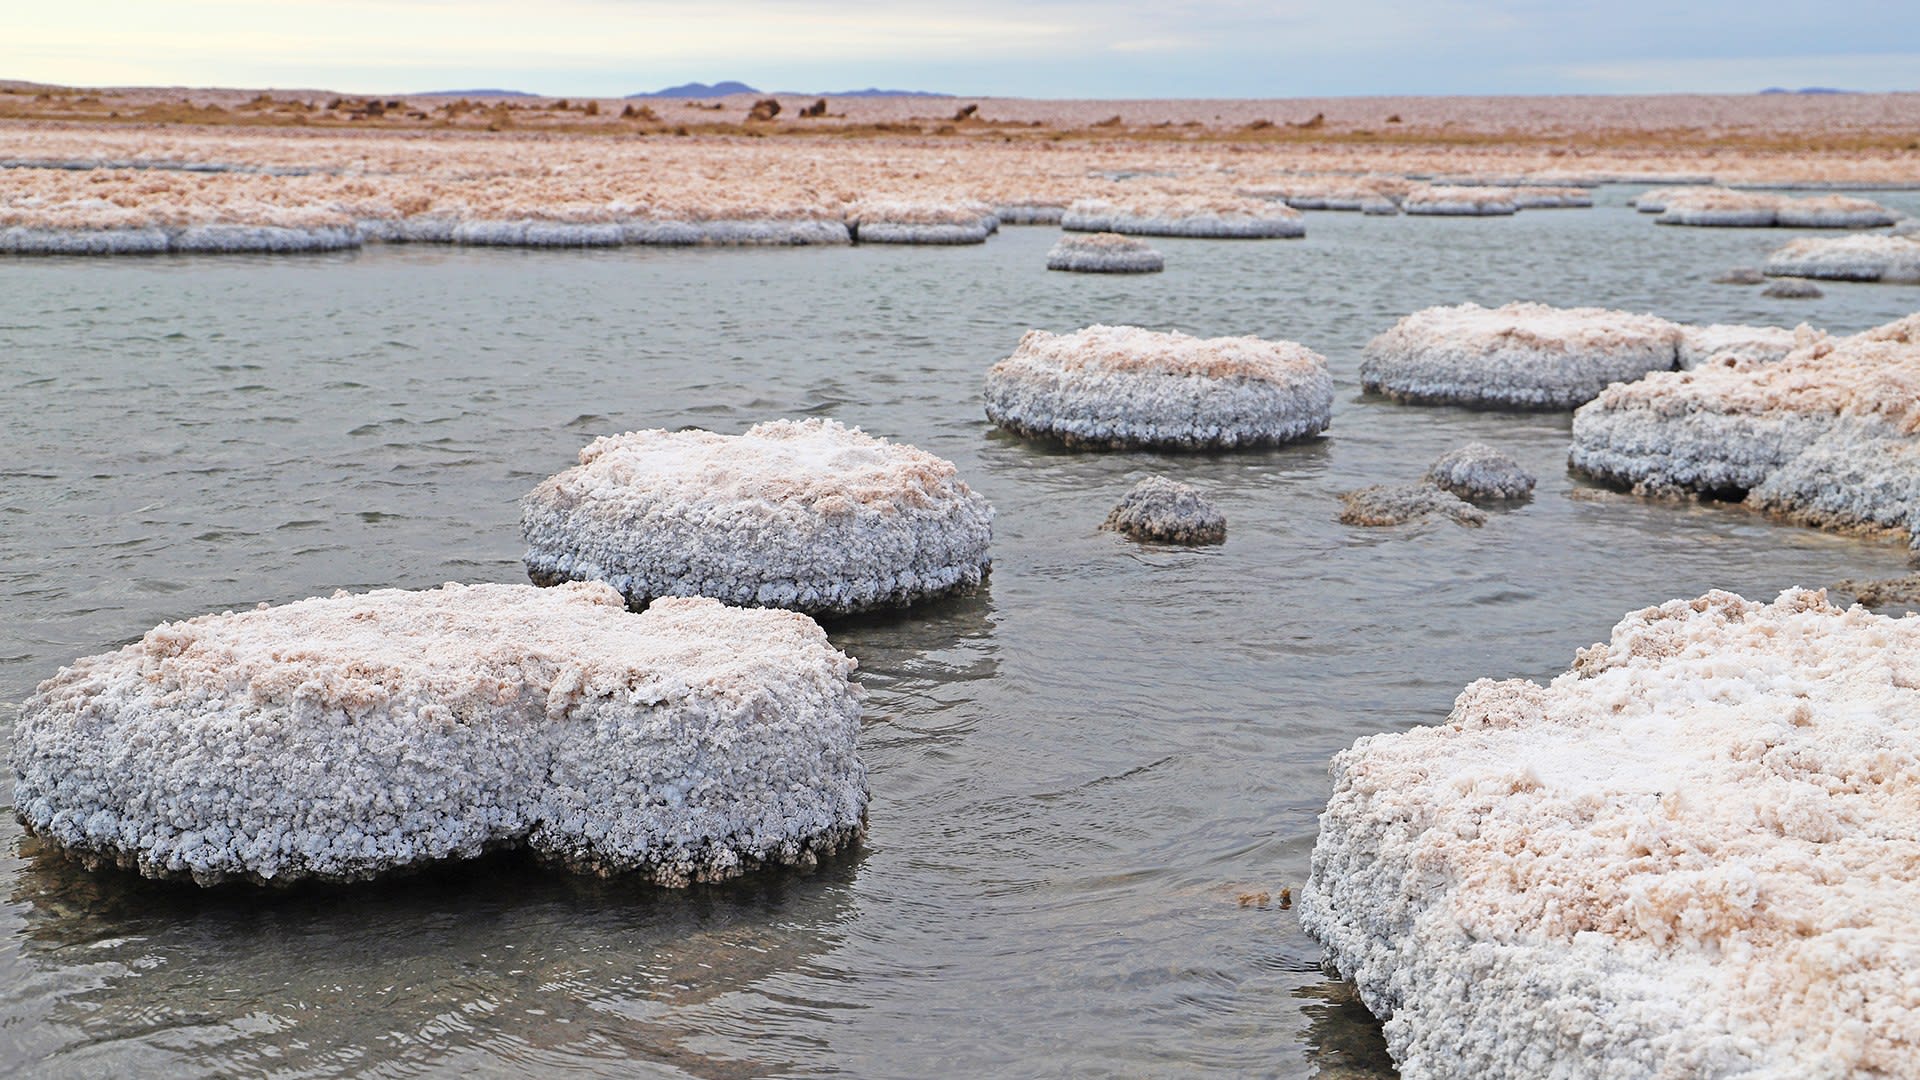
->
[415,88,539,97]
[811,87,952,98]
[629,81,759,98]
[1759,86,1856,95]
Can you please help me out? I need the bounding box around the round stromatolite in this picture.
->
[1360,302,1684,409]
[1424,443,1536,501]
[11,582,868,887]
[521,418,993,614]
[984,325,1333,450]
[1046,232,1163,273]
[1101,477,1226,544]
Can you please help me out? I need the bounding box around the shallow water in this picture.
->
[4,189,1918,1078]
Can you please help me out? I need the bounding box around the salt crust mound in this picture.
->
[1338,483,1487,527]
[1101,476,1226,544]
[1360,302,1684,409]
[1401,186,1518,216]
[1424,443,1535,500]
[983,325,1333,449]
[1677,323,1820,369]
[1763,235,1920,282]
[1632,186,1723,213]
[1302,588,1920,1078]
[521,419,992,614]
[1569,315,1920,550]
[1061,196,1305,238]
[849,200,998,245]
[1509,186,1592,209]
[992,203,1066,226]
[1656,189,1899,228]
[1046,232,1164,273]
[1239,179,1402,214]
[11,582,868,887]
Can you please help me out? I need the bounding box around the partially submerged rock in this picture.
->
[1677,322,1820,369]
[1062,196,1305,238]
[1360,302,1683,409]
[521,419,993,614]
[984,325,1333,449]
[1764,234,1920,282]
[1424,443,1535,501]
[1832,573,1920,611]
[1712,267,1766,285]
[1101,477,1226,544]
[1762,278,1824,299]
[11,582,868,887]
[1569,315,1920,551]
[1046,231,1163,273]
[1302,588,1920,1078]
[1337,483,1487,527]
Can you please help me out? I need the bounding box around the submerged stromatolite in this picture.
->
[983,324,1333,449]
[1424,443,1535,501]
[1046,232,1164,273]
[1302,588,1920,1078]
[1337,483,1487,527]
[1101,477,1226,544]
[11,582,868,887]
[1361,302,1684,409]
[522,418,993,614]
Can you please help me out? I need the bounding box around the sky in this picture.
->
[6,0,1920,98]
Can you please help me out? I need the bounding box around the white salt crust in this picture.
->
[1401,186,1518,216]
[1101,476,1226,544]
[1509,187,1593,209]
[1046,232,1164,273]
[0,218,851,254]
[1360,302,1684,409]
[521,419,993,615]
[1677,323,1820,369]
[849,201,998,245]
[1061,197,1305,238]
[983,325,1334,449]
[1655,189,1900,228]
[0,223,360,255]
[11,582,868,887]
[1302,589,1920,1079]
[1569,316,1920,550]
[992,203,1066,226]
[1763,235,1920,282]
[1338,483,1488,527]
[1424,443,1535,500]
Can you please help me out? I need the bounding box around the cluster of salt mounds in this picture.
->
[1424,443,1535,500]
[1570,315,1920,551]
[984,325,1333,450]
[1303,588,1920,1078]
[1338,484,1486,527]
[1101,477,1226,544]
[1361,302,1683,409]
[1062,196,1304,238]
[1677,322,1821,369]
[1046,232,1163,273]
[1655,189,1899,228]
[11,582,867,887]
[1764,234,1920,282]
[522,419,992,614]
[1401,186,1518,216]
[848,200,997,244]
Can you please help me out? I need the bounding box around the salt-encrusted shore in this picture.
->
[1424,443,1535,500]
[1763,235,1920,282]
[1101,477,1226,544]
[522,419,993,614]
[1061,196,1305,238]
[1360,302,1684,409]
[1046,232,1164,273]
[983,325,1333,449]
[1569,314,1920,551]
[1302,588,1920,1078]
[11,582,868,887]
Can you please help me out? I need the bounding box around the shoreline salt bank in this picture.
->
[521,419,992,615]
[11,582,868,887]
[983,325,1333,450]
[1569,313,1920,555]
[1301,588,1920,1078]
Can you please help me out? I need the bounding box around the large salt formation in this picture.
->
[1361,302,1684,409]
[1302,588,1920,1078]
[11,582,867,887]
[1400,185,1518,216]
[522,419,992,614]
[983,325,1333,449]
[1764,234,1920,282]
[1061,195,1305,238]
[1655,188,1898,228]
[1569,314,1920,552]
[1046,232,1164,273]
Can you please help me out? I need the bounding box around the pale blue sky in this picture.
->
[7,0,1919,97]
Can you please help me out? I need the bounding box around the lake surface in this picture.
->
[4,190,1918,1078]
